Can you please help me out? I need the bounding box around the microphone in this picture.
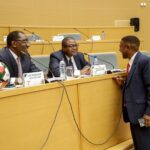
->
[24,28,34,34]
[24,28,42,41]
[20,51,63,82]
[73,28,90,39]
[73,28,93,52]
[24,29,55,54]
[83,53,119,74]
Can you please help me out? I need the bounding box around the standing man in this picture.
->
[47,37,90,77]
[0,31,40,78]
[114,35,150,150]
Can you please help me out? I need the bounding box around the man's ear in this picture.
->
[11,41,17,47]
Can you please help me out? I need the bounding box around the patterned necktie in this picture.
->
[126,63,130,78]
[17,57,23,78]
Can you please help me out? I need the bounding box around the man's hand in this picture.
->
[113,76,125,87]
[80,66,91,75]
[143,114,150,127]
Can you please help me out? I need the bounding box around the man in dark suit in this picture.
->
[114,35,150,150]
[47,37,90,77]
[0,31,40,78]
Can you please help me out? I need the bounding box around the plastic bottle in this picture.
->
[101,31,106,40]
[59,59,66,80]
[91,56,99,76]
[93,56,99,65]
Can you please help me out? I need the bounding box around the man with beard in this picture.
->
[114,35,150,150]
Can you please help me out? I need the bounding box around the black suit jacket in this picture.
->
[123,52,150,124]
[0,47,40,78]
[47,50,90,77]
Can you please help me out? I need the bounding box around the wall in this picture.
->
[0,0,149,50]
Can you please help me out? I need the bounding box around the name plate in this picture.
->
[91,65,107,76]
[23,71,45,87]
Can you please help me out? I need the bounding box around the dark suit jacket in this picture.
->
[47,50,90,77]
[123,52,150,124]
[0,47,40,78]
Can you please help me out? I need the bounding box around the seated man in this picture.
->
[47,37,90,77]
[0,31,41,78]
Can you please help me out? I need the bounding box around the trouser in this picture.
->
[130,123,150,150]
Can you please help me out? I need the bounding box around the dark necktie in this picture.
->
[68,58,73,67]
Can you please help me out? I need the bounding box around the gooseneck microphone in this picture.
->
[21,51,53,77]
[73,28,90,39]
[83,52,115,73]
[24,28,34,34]
[20,51,64,82]
[23,28,42,41]
[73,28,93,52]
[24,29,55,53]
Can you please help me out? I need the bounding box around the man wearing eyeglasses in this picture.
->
[0,31,40,78]
[47,37,91,77]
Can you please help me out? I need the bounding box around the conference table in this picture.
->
[0,73,131,150]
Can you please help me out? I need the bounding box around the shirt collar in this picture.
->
[9,49,18,60]
[65,55,73,61]
[129,52,138,67]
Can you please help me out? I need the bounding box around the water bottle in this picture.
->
[93,56,99,65]
[91,56,99,76]
[59,59,66,80]
[101,31,106,40]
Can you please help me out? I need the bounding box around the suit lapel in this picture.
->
[126,52,141,87]
[5,48,18,76]
[74,55,81,70]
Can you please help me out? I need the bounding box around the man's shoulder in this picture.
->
[51,50,62,56]
[77,51,84,55]
[137,52,150,66]
[0,47,8,54]
[0,47,10,59]
[139,52,150,61]
[50,50,63,59]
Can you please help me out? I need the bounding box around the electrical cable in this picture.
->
[40,80,122,149]
[40,85,65,150]
[58,81,123,145]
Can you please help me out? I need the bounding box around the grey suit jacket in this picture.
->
[0,47,40,78]
[47,50,90,77]
[123,52,150,124]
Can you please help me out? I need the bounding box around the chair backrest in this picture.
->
[88,52,118,70]
[31,55,49,73]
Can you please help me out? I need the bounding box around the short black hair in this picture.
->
[62,37,75,47]
[7,31,24,47]
[121,35,140,50]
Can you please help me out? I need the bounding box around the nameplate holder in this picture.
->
[91,35,101,41]
[52,35,64,41]
[23,71,45,87]
[92,65,107,76]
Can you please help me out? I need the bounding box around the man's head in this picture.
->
[7,31,30,56]
[62,37,78,57]
[119,35,140,59]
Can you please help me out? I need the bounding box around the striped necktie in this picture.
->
[17,57,23,78]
